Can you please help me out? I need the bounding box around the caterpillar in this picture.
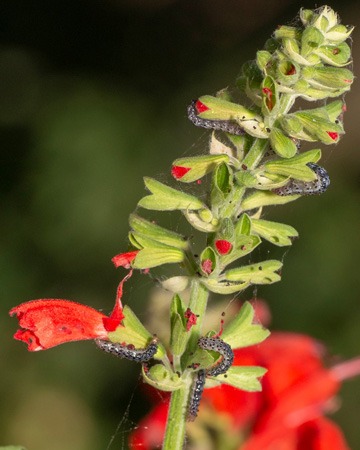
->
[187,369,206,422]
[95,337,158,363]
[187,100,245,136]
[198,336,234,377]
[273,162,330,196]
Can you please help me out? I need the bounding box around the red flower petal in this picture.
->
[201,258,213,274]
[9,299,109,351]
[195,100,210,113]
[215,239,232,255]
[184,307,197,331]
[327,131,339,141]
[171,166,191,179]
[112,251,139,269]
[128,401,169,450]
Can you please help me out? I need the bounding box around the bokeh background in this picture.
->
[1,1,360,449]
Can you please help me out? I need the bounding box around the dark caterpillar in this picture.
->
[95,337,158,363]
[187,369,206,422]
[198,336,234,377]
[187,100,245,136]
[273,163,330,196]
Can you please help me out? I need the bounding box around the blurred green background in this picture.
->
[1,1,360,449]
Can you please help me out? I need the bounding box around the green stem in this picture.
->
[242,138,269,169]
[162,279,209,450]
[162,374,192,450]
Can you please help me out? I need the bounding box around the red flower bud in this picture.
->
[215,239,232,255]
[327,131,339,141]
[195,100,210,113]
[112,251,139,269]
[171,166,191,179]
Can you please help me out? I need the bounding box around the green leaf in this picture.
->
[301,26,324,57]
[251,219,298,246]
[241,191,300,210]
[201,278,250,295]
[142,364,184,392]
[129,214,188,250]
[172,154,229,183]
[138,177,206,211]
[222,301,270,349]
[210,366,267,392]
[224,260,282,284]
[170,295,189,356]
[108,306,166,360]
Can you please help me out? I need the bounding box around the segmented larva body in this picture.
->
[95,337,158,363]
[198,337,234,377]
[273,163,330,196]
[187,100,245,136]
[187,369,206,422]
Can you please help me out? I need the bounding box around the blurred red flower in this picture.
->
[129,331,358,450]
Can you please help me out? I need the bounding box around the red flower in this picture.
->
[215,239,232,255]
[9,272,131,351]
[171,166,191,179]
[128,330,359,450]
[112,251,139,269]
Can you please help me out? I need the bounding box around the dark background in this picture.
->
[1,1,360,449]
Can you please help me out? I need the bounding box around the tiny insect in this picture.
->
[273,162,330,196]
[95,337,158,363]
[187,100,245,135]
[187,369,206,422]
[198,336,234,377]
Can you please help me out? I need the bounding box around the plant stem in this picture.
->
[162,279,209,450]
[162,373,192,450]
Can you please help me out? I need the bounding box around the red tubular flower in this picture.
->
[9,272,131,351]
[112,251,139,269]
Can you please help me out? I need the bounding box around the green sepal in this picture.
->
[236,169,288,190]
[206,366,267,392]
[109,305,166,360]
[170,294,190,356]
[211,162,232,207]
[186,344,219,370]
[283,38,320,66]
[220,235,261,268]
[196,95,269,139]
[201,278,250,295]
[200,247,217,276]
[326,24,354,43]
[142,364,184,392]
[301,26,324,58]
[131,244,185,270]
[235,213,251,236]
[251,219,298,246]
[183,210,218,233]
[223,260,282,285]
[256,50,272,71]
[274,25,301,40]
[265,149,321,181]
[261,76,279,116]
[276,60,300,86]
[241,191,300,211]
[221,301,270,349]
[269,127,297,158]
[161,276,189,293]
[302,66,354,91]
[138,177,206,211]
[129,214,188,250]
[172,154,229,183]
[316,42,351,67]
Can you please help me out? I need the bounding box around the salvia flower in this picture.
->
[9,272,131,351]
